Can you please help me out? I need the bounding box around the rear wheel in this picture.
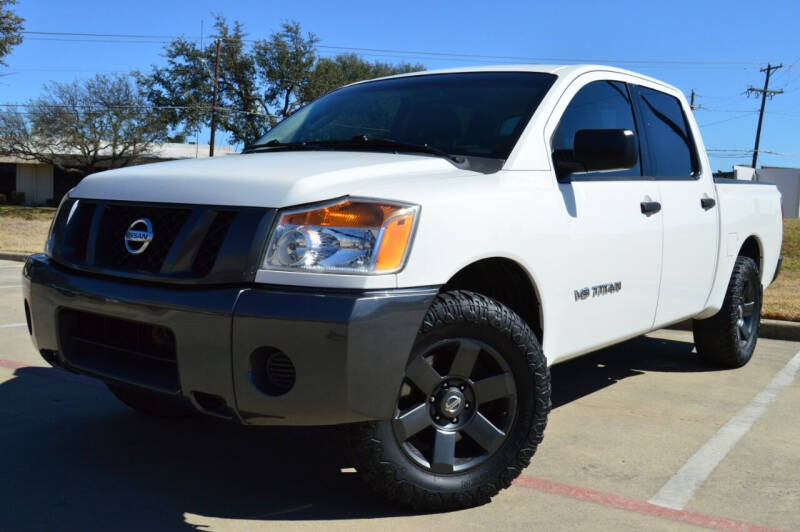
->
[349,290,550,511]
[693,256,762,368]
[106,382,194,418]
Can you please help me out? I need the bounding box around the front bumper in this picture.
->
[22,254,437,425]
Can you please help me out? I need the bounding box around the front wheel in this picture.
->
[349,290,550,511]
[693,256,763,368]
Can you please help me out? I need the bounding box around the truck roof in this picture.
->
[348,63,678,94]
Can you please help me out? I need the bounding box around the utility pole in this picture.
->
[747,63,783,170]
[209,38,221,157]
[690,89,697,111]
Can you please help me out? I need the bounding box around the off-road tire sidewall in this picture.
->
[693,256,763,368]
[349,290,550,510]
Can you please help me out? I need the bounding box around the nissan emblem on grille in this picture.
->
[124,218,154,255]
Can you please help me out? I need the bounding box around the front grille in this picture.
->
[59,309,179,392]
[49,200,274,284]
[192,210,237,276]
[95,204,192,273]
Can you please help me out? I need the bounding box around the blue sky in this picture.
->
[3,0,799,171]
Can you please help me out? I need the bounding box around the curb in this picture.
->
[668,318,800,342]
[0,252,29,262]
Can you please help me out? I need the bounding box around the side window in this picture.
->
[552,80,641,178]
[635,87,699,178]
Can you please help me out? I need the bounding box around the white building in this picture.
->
[733,165,800,218]
[0,143,236,205]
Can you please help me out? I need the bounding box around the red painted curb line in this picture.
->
[513,475,788,532]
[0,358,30,370]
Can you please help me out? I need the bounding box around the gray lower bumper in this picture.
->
[22,254,437,425]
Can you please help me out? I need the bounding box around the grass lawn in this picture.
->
[763,218,800,322]
[0,205,798,320]
[0,205,56,255]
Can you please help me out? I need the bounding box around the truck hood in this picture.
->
[70,151,466,207]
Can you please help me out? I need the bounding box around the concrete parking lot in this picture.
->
[0,258,798,532]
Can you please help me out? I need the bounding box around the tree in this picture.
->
[135,15,268,147]
[301,53,423,102]
[0,74,168,174]
[0,0,23,66]
[137,17,424,147]
[252,21,318,120]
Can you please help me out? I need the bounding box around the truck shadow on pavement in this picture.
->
[0,334,715,530]
[551,333,719,409]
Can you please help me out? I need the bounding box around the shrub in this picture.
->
[0,193,6,204]
[9,191,25,205]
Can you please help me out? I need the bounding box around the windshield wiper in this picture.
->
[341,135,466,164]
[242,139,336,153]
[244,136,465,165]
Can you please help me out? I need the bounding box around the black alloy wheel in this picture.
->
[393,338,517,474]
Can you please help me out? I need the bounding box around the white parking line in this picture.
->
[0,323,26,329]
[0,285,22,289]
[649,349,800,510]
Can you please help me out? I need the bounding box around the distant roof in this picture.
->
[0,142,237,165]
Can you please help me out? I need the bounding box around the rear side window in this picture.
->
[635,87,699,178]
[552,80,641,178]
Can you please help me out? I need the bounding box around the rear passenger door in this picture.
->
[631,86,719,326]
[550,79,663,357]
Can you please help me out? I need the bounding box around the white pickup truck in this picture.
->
[23,65,783,510]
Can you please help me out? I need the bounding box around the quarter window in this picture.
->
[635,87,699,178]
[552,80,641,178]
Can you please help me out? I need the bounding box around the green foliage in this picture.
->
[0,0,23,66]
[0,74,168,174]
[136,17,424,146]
[302,53,423,102]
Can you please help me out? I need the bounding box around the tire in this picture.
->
[106,382,195,418]
[349,290,550,511]
[693,256,762,368]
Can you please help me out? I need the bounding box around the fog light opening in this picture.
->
[250,348,296,396]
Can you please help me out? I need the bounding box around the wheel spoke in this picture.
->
[474,372,515,403]
[463,412,506,454]
[739,321,751,340]
[393,403,432,441]
[742,301,755,318]
[430,429,456,473]
[449,339,481,378]
[405,356,443,394]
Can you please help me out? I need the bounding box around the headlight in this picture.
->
[263,198,419,274]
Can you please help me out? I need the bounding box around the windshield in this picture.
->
[250,72,556,161]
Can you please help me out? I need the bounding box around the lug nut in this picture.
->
[465,402,470,409]
[435,415,441,421]
[430,396,436,403]
[460,385,465,391]
[452,417,458,423]
[442,382,448,388]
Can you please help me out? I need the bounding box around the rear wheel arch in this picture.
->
[738,235,762,274]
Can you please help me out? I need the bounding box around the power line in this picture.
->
[746,63,783,168]
[698,113,756,127]
[0,102,267,116]
[21,30,767,67]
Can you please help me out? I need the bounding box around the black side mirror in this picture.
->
[554,129,637,181]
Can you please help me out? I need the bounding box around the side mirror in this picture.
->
[554,129,637,181]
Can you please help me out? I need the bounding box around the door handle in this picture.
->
[640,201,662,216]
[701,197,716,210]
